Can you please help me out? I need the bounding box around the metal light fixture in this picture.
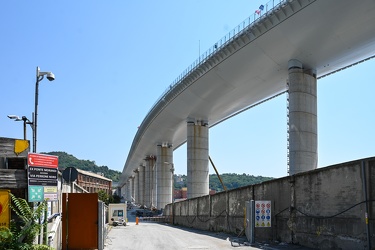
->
[7,114,34,141]
[34,66,55,153]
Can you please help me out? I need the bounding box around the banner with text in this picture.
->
[28,153,58,202]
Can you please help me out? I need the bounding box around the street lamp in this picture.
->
[7,114,34,141]
[34,66,55,153]
[164,162,175,224]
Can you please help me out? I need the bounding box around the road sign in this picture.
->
[28,186,44,202]
[62,167,78,183]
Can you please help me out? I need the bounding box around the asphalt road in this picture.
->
[104,221,251,250]
[103,208,314,250]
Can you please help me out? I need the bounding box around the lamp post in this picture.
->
[7,115,34,141]
[164,162,175,224]
[34,66,55,153]
[34,66,55,245]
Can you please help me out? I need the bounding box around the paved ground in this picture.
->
[104,222,315,250]
[104,208,315,250]
[105,222,247,250]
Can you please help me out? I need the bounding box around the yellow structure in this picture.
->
[0,190,10,228]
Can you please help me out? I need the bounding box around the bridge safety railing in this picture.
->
[151,0,289,110]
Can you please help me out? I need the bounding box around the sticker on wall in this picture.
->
[255,200,271,227]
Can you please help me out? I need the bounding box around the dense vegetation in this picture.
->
[43,151,121,182]
[175,173,273,192]
[210,173,273,191]
[0,194,53,250]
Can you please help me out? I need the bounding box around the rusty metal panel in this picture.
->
[62,193,98,249]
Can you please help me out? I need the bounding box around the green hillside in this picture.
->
[44,151,121,182]
[175,173,273,192]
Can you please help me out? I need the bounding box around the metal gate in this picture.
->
[62,193,98,250]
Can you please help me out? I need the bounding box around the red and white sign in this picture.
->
[28,153,58,168]
[27,153,59,202]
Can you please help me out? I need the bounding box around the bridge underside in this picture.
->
[121,0,375,184]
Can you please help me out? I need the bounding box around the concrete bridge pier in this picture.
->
[144,158,151,208]
[130,175,135,203]
[152,157,157,208]
[156,144,173,210]
[138,164,145,205]
[144,155,156,208]
[120,184,125,201]
[187,120,209,199]
[288,59,318,175]
[133,169,139,204]
[126,177,132,203]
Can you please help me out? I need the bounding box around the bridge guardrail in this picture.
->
[153,0,287,110]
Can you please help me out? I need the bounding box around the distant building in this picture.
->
[76,169,112,195]
[173,187,215,201]
[174,187,187,201]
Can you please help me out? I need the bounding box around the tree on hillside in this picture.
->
[174,173,272,192]
[43,151,121,182]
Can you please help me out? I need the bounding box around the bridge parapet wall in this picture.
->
[165,157,375,249]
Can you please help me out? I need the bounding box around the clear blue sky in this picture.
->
[1,1,374,178]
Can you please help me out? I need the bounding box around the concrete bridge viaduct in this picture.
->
[119,0,375,210]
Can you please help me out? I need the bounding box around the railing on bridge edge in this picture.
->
[153,0,289,110]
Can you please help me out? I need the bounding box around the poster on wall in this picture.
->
[27,153,59,202]
[0,190,10,228]
[255,200,271,227]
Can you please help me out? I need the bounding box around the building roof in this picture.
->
[76,168,112,181]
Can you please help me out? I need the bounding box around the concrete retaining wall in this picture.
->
[165,157,374,249]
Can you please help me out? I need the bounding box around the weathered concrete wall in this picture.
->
[165,157,375,249]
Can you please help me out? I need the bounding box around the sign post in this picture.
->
[245,200,255,244]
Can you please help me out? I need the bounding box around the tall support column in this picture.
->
[144,155,156,208]
[152,157,157,208]
[130,176,135,203]
[133,169,139,204]
[119,185,124,199]
[156,144,173,210]
[138,164,145,206]
[288,59,317,175]
[187,120,209,199]
[144,158,151,208]
[127,178,132,203]
[120,184,125,201]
